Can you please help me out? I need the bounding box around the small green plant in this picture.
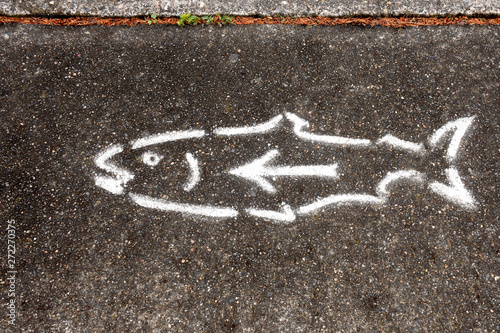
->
[221,15,234,25]
[202,14,233,26]
[147,13,158,25]
[201,15,214,24]
[177,13,200,26]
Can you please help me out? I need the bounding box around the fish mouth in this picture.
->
[94,144,134,195]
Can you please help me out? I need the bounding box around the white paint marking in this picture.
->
[229,149,338,193]
[429,167,477,210]
[298,194,385,215]
[376,170,425,196]
[95,176,127,195]
[429,116,475,162]
[141,151,163,166]
[94,144,134,195]
[377,135,426,154]
[246,204,296,223]
[131,130,206,149]
[285,113,372,147]
[129,193,239,218]
[184,152,200,191]
[96,114,478,218]
[213,114,283,136]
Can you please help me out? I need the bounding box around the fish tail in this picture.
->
[427,116,477,209]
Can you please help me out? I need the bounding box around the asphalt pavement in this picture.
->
[1,23,499,332]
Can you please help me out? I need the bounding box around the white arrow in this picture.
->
[229,149,338,193]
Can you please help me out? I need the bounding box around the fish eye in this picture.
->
[141,151,163,166]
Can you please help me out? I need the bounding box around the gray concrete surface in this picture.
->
[1,24,499,331]
[1,0,500,17]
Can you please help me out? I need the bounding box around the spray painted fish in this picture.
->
[94,113,477,223]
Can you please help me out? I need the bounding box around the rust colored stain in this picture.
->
[0,16,499,27]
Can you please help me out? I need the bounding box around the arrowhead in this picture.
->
[229,149,279,193]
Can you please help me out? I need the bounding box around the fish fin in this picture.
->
[376,170,425,197]
[297,194,385,215]
[246,204,296,223]
[285,113,371,147]
[377,135,426,154]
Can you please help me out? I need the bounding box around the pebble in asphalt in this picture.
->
[0,24,499,331]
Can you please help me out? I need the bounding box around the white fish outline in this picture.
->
[94,113,477,222]
[94,144,134,195]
